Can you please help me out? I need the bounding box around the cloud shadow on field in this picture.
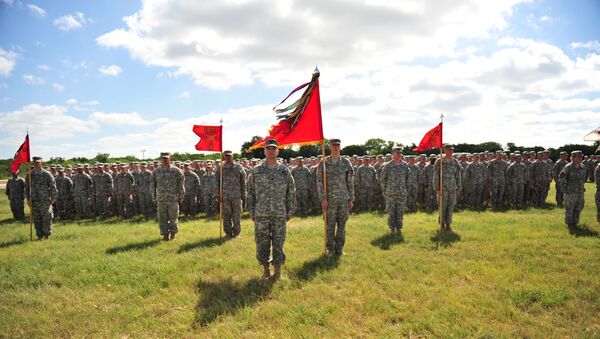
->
[430,229,461,248]
[371,232,405,250]
[194,277,274,327]
[105,239,162,255]
[568,224,599,238]
[177,236,231,253]
[0,238,27,249]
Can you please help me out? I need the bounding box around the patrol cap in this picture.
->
[140,162,147,166]
[296,156,304,160]
[57,166,63,170]
[329,138,341,145]
[419,154,426,159]
[537,151,544,155]
[50,165,56,169]
[76,164,83,169]
[392,145,402,153]
[32,156,42,163]
[160,152,170,158]
[560,151,567,155]
[223,150,233,156]
[66,165,72,169]
[264,139,279,148]
[183,163,190,168]
[206,162,213,167]
[429,154,437,159]
[515,153,522,158]
[495,150,504,155]
[571,150,583,157]
[443,144,454,150]
[543,150,550,153]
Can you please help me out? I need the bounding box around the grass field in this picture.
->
[1,185,599,338]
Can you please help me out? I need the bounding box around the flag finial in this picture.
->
[313,66,320,74]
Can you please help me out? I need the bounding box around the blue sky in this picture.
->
[0,0,599,159]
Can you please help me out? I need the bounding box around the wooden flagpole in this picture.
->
[438,114,444,231]
[321,139,328,255]
[219,119,224,238]
[28,161,33,241]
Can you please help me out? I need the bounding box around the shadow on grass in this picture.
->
[0,218,26,225]
[177,236,231,253]
[430,229,461,248]
[291,254,340,282]
[0,238,27,248]
[105,239,162,255]
[568,224,599,238]
[194,277,274,327]
[371,232,405,250]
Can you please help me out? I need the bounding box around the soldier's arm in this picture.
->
[316,163,325,202]
[240,167,247,202]
[49,174,58,202]
[246,172,255,219]
[286,170,297,219]
[433,162,440,191]
[5,181,9,197]
[150,172,156,200]
[178,170,185,200]
[347,163,355,202]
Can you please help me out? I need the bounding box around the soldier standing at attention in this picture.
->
[94,164,113,220]
[559,151,587,231]
[552,151,568,208]
[463,153,485,210]
[355,156,377,212]
[246,139,296,279]
[380,146,409,234]
[486,151,508,210]
[291,157,312,215]
[116,164,135,218]
[595,160,600,222]
[25,157,58,240]
[202,163,217,217]
[406,155,419,213]
[182,163,201,219]
[55,166,73,220]
[507,154,527,209]
[6,171,26,220]
[216,150,247,237]
[433,144,462,232]
[317,139,354,257]
[137,162,154,221]
[152,152,184,241]
[72,164,93,219]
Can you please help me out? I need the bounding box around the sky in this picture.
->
[0,0,599,160]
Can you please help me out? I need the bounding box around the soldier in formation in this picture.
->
[6,171,25,220]
[25,157,58,240]
[216,150,246,237]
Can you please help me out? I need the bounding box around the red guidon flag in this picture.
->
[248,69,325,150]
[9,134,31,173]
[413,123,443,152]
[192,125,222,152]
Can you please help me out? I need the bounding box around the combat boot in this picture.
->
[262,264,271,280]
[272,265,281,280]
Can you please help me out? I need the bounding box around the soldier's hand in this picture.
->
[27,199,32,208]
[178,198,183,204]
[251,216,256,222]
[49,199,55,205]
[348,201,353,210]
[286,214,292,221]
[321,200,328,209]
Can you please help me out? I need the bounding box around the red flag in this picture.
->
[248,70,324,150]
[413,123,443,152]
[9,134,30,173]
[192,125,222,152]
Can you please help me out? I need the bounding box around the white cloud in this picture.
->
[178,90,190,99]
[0,48,18,77]
[90,111,168,126]
[66,98,77,105]
[97,0,526,90]
[52,82,64,92]
[98,64,122,76]
[27,4,46,17]
[37,64,51,71]
[570,40,600,52]
[54,11,88,31]
[1,0,14,6]
[82,100,99,105]
[22,74,45,85]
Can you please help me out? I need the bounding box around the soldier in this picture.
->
[192,161,206,213]
[531,152,549,207]
[559,151,587,230]
[93,164,113,219]
[433,145,462,231]
[507,154,527,209]
[458,153,469,209]
[424,154,437,212]
[355,156,377,212]
[246,139,296,279]
[291,157,312,215]
[216,151,246,237]
[543,150,553,202]
[463,153,485,210]
[486,151,508,210]
[182,163,200,219]
[417,155,427,209]
[55,166,73,220]
[380,146,409,233]
[552,151,568,207]
[595,161,600,222]
[137,162,154,220]
[152,152,185,241]
[72,164,93,219]
[115,164,135,218]
[25,157,58,240]
[6,171,26,220]
[202,163,217,217]
[130,162,140,216]
[317,139,354,256]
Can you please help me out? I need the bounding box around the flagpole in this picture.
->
[26,130,33,241]
[438,114,444,231]
[321,139,328,255]
[219,119,224,239]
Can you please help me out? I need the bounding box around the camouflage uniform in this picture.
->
[506,161,527,209]
[317,156,354,254]
[552,158,568,207]
[55,174,73,220]
[424,159,437,211]
[559,160,587,227]
[72,172,93,218]
[355,163,377,211]
[201,171,217,216]
[486,157,508,209]
[463,161,485,210]
[152,165,185,236]
[115,171,135,218]
[291,163,312,214]
[380,160,409,231]
[193,167,206,212]
[6,176,25,220]
[131,169,140,216]
[406,161,419,212]
[246,161,296,266]
[25,168,58,238]
[216,162,246,236]
[183,170,200,218]
[137,169,154,220]
[417,160,427,208]
[93,172,113,219]
[531,158,549,207]
[433,156,462,226]
[595,164,600,222]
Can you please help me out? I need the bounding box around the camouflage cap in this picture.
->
[223,150,233,156]
[495,150,504,155]
[66,165,72,169]
[57,165,64,170]
[160,152,170,158]
[329,138,341,145]
[543,150,550,153]
[296,156,304,160]
[140,162,147,166]
[443,144,454,150]
[32,156,42,162]
[50,165,56,168]
[264,139,279,148]
[559,151,567,155]
[183,163,190,167]
[571,150,583,157]
[76,164,83,169]
[391,145,402,153]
